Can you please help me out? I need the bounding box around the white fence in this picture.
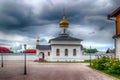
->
[0,53,37,60]
[0,53,115,61]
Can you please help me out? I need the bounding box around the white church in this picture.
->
[36,15,84,62]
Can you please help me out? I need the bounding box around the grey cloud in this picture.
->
[0,0,36,30]
[0,0,119,50]
[40,38,47,44]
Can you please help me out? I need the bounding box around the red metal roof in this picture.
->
[25,49,36,54]
[0,47,9,53]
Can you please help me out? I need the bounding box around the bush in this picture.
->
[92,56,110,70]
[107,59,120,74]
[91,56,120,75]
[104,58,114,71]
[84,60,91,62]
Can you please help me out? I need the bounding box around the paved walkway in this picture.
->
[0,61,118,80]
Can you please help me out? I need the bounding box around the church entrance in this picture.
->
[39,52,45,62]
[41,52,45,59]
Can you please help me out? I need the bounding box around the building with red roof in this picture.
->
[25,49,36,54]
[0,47,10,53]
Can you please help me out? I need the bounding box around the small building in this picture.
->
[25,49,36,54]
[106,48,115,53]
[36,15,84,62]
[0,47,9,53]
[109,7,120,59]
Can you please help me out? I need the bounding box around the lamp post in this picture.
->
[88,32,95,66]
[90,46,92,66]
[24,44,27,75]
[1,51,3,68]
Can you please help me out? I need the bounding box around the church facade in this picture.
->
[36,16,84,62]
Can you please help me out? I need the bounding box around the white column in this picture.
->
[116,38,120,59]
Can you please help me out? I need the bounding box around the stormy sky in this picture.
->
[0,0,120,51]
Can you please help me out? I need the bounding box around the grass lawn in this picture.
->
[102,71,120,79]
[89,66,120,79]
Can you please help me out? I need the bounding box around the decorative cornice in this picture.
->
[51,44,81,46]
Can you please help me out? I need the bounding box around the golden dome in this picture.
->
[59,16,69,27]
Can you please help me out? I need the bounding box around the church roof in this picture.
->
[36,45,51,50]
[49,34,82,42]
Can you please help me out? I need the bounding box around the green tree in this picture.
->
[84,48,98,53]
[7,50,13,53]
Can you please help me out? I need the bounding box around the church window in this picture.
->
[65,49,68,56]
[48,52,50,56]
[56,49,60,56]
[73,49,76,56]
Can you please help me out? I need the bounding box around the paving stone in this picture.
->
[0,61,118,80]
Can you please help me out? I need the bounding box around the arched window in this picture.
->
[48,52,50,56]
[65,49,68,56]
[73,49,76,56]
[56,49,60,56]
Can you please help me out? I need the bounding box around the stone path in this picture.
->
[0,61,118,80]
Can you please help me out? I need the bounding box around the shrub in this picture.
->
[104,58,114,70]
[91,56,120,75]
[108,59,120,74]
[84,60,90,62]
[92,56,110,70]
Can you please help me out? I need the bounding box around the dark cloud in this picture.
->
[0,0,34,30]
[0,0,119,50]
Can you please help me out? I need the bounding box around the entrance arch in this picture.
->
[39,52,45,62]
[40,52,45,59]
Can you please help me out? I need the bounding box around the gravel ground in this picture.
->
[0,61,118,80]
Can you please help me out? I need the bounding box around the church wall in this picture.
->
[36,44,84,61]
[49,45,83,61]
[36,49,52,60]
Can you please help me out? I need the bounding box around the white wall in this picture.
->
[0,54,97,61]
[36,40,84,61]
[116,38,120,59]
[49,45,83,61]
[0,54,37,60]
[36,50,52,60]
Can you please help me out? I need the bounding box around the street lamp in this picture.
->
[90,46,92,66]
[88,32,95,66]
[24,44,27,75]
[1,51,3,68]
